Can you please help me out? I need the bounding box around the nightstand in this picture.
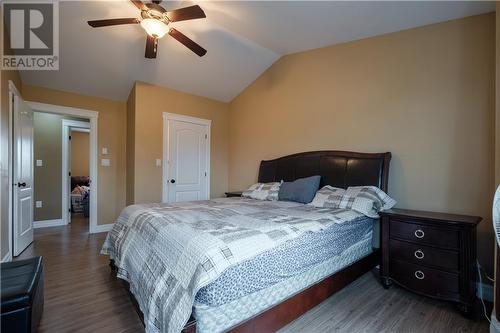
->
[379,209,482,315]
[225,191,243,197]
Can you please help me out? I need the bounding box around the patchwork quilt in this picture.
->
[101,197,366,333]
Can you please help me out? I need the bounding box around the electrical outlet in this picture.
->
[35,201,42,208]
[101,159,110,167]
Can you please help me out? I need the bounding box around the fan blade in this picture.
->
[88,18,139,27]
[130,0,147,11]
[167,5,206,22]
[168,28,206,57]
[145,35,158,59]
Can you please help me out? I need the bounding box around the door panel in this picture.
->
[176,130,201,185]
[176,191,200,202]
[166,118,209,203]
[13,95,34,256]
[20,195,32,233]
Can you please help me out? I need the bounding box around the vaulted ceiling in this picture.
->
[20,1,495,102]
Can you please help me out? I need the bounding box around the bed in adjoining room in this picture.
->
[102,150,393,333]
[70,176,90,217]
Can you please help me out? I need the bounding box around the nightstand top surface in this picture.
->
[225,191,243,196]
[380,208,482,226]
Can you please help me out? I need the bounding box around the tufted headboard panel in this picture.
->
[258,151,391,192]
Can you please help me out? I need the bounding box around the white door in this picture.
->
[165,116,210,203]
[13,94,34,256]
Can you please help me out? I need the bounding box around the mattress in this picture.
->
[196,216,373,306]
[193,235,373,333]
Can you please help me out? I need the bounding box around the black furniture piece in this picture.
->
[70,176,90,190]
[1,257,44,333]
[379,209,481,315]
[225,191,242,197]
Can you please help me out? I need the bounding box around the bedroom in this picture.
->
[0,1,499,333]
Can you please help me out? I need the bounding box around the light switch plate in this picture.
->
[36,201,42,208]
[102,147,108,155]
[36,160,43,167]
[156,159,162,167]
[101,158,110,167]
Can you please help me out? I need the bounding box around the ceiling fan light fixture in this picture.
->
[140,18,169,38]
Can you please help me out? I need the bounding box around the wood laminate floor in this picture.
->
[15,215,489,333]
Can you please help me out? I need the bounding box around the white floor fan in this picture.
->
[493,185,500,326]
[495,186,500,243]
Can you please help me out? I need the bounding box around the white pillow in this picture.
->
[345,186,396,211]
[309,186,346,208]
[242,182,281,201]
[310,185,396,218]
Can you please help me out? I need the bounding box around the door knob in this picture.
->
[170,179,176,184]
[17,182,26,187]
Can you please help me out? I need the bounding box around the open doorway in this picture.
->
[62,120,91,228]
[31,114,90,232]
[28,102,99,235]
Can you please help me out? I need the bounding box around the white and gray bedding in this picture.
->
[196,215,373,306]
[101,197,373,333]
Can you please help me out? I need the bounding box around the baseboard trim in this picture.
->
[1,251,12,263]
[33,219,65,228]
[90,223,113,234]
[477,281,493,303]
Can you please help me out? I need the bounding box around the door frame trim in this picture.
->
[26,102,101,234]
[6,81,22,262]
[62,119,91,226]
[162,112,211,203]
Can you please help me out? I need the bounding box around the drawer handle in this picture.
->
[414,249,425,259]
[414,270,425,280]
[414,229,425,239]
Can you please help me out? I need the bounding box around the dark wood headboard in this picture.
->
[258,150,391,192]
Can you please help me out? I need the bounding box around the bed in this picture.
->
[70,176,90,215]
[104,150,391,333]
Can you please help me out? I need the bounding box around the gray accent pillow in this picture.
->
[278,176,321,204]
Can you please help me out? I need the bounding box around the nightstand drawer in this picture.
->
[390,219,459,249]
[389,239,459,272]
[390,260,459,298]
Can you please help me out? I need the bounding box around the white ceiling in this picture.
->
[20,1,495,102]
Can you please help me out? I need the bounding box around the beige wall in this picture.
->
[23,85,127,226]
[494,4,499,309]
[32,112,88,221]
[126,86,136,205]
[229,14,496,274]
[496,7,500,187]
[71,131,90,177]
[1,7,21,257]
[129,82,229,203]
[0,70,21,259]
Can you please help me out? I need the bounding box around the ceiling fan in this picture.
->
[87,0,207,59]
